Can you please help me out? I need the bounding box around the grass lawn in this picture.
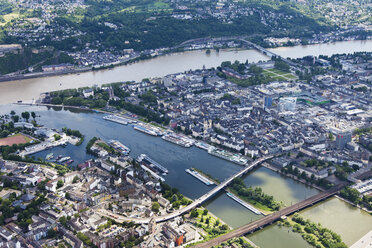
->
[186,208,230,247]
[267,68,289,75]
[0,11,20,26]
[263,68,298,81]
[151,1,169,9]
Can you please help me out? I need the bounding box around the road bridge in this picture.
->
[239,39,299,67]
[97,155,274,224]
[176,36,300,69]
[192,182,348,248]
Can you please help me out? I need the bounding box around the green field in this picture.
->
[262,68,298,81]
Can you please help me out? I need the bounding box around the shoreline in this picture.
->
[0,38,370,85]
[17,102,330,196]
[262,162,326,192]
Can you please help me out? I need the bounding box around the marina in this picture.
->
[208,147,248,166]
[226,192,262,215]
[185,168,215,186]
[162,132,194,148]
[108,139,130,155]
[137,154,169,175]
[103,115,133,125]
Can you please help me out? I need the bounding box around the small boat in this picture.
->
[45,153,54,160]
[57,155,62,159]
[66,159,74,164]
[58,156,71,163]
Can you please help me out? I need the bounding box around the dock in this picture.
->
[226,192,262,215]
[185,169,215,186]
[350,230,372,248]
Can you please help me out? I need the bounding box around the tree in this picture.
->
[72,175,79,183]
[203,209,208,215]
[57,180,64,189]
[221,224,229,230]
[31,112,36,119]
[59,216,68,227]
[21,112,30,122]
[12,115,19,123]
[151,202,160,213]
[274,60,290,72]
[205,217,210,224]
[340,187,360,204]
[190,209,199,218]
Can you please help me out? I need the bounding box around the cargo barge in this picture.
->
[208,148,248,166]
[137,154,168,175]
[108,139,130,155]
[103,115,132,125]
[226,192,262,215]
[162,132,194,148]
[185,169,214,186]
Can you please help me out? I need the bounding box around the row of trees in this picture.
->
[160,182,191,210]
[109,99,169,125]
[281,165,333,189]
[290,214,347,248]
[230,177,281,211]
[9,111,36,123]
[62,127,83,138]
[340,187,372,210]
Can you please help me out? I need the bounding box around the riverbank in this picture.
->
[0,38,370,86]
[1,39,371,105]
[334,195,372,214]
[18,102,327,202]
[277,213,348,248]
[0,67,91,83]
[262,163,326,192]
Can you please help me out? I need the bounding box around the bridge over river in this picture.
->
[192,181,348,248]
[97,155,274,224]
[177,36,300,68]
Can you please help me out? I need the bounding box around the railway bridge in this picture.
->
[192,182,348,248]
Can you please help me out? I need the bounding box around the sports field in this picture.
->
[0,133,32,146]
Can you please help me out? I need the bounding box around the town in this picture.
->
[0,48,370,247]
[0,0,370,77]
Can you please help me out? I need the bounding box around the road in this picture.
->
[191,182,348,248]
[97,155,274,224]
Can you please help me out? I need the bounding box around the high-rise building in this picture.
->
[335,132,352,149]
[264,96,273,108]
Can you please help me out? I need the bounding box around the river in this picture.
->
[0,39,371,104]
[1,105,371,247]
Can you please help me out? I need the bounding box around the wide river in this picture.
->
[0,39,371,104]
[0,105,371,248]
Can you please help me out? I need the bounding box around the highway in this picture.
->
[97,155,274,224]
[192,182,348,248]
